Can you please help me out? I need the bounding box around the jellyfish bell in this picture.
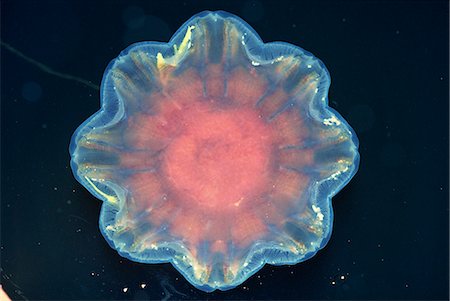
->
[70,10,359,292]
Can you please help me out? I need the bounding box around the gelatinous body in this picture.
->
[70,11,359,292]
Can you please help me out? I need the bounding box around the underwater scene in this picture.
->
[1,1,448,300]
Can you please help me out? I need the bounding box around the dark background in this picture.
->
[1,0,449,300]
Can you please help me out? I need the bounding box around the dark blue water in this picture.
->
[2,1,448,300]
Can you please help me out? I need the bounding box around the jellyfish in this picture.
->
[69,11,359,292]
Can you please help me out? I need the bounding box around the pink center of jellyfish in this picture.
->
[163,103,273,209]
